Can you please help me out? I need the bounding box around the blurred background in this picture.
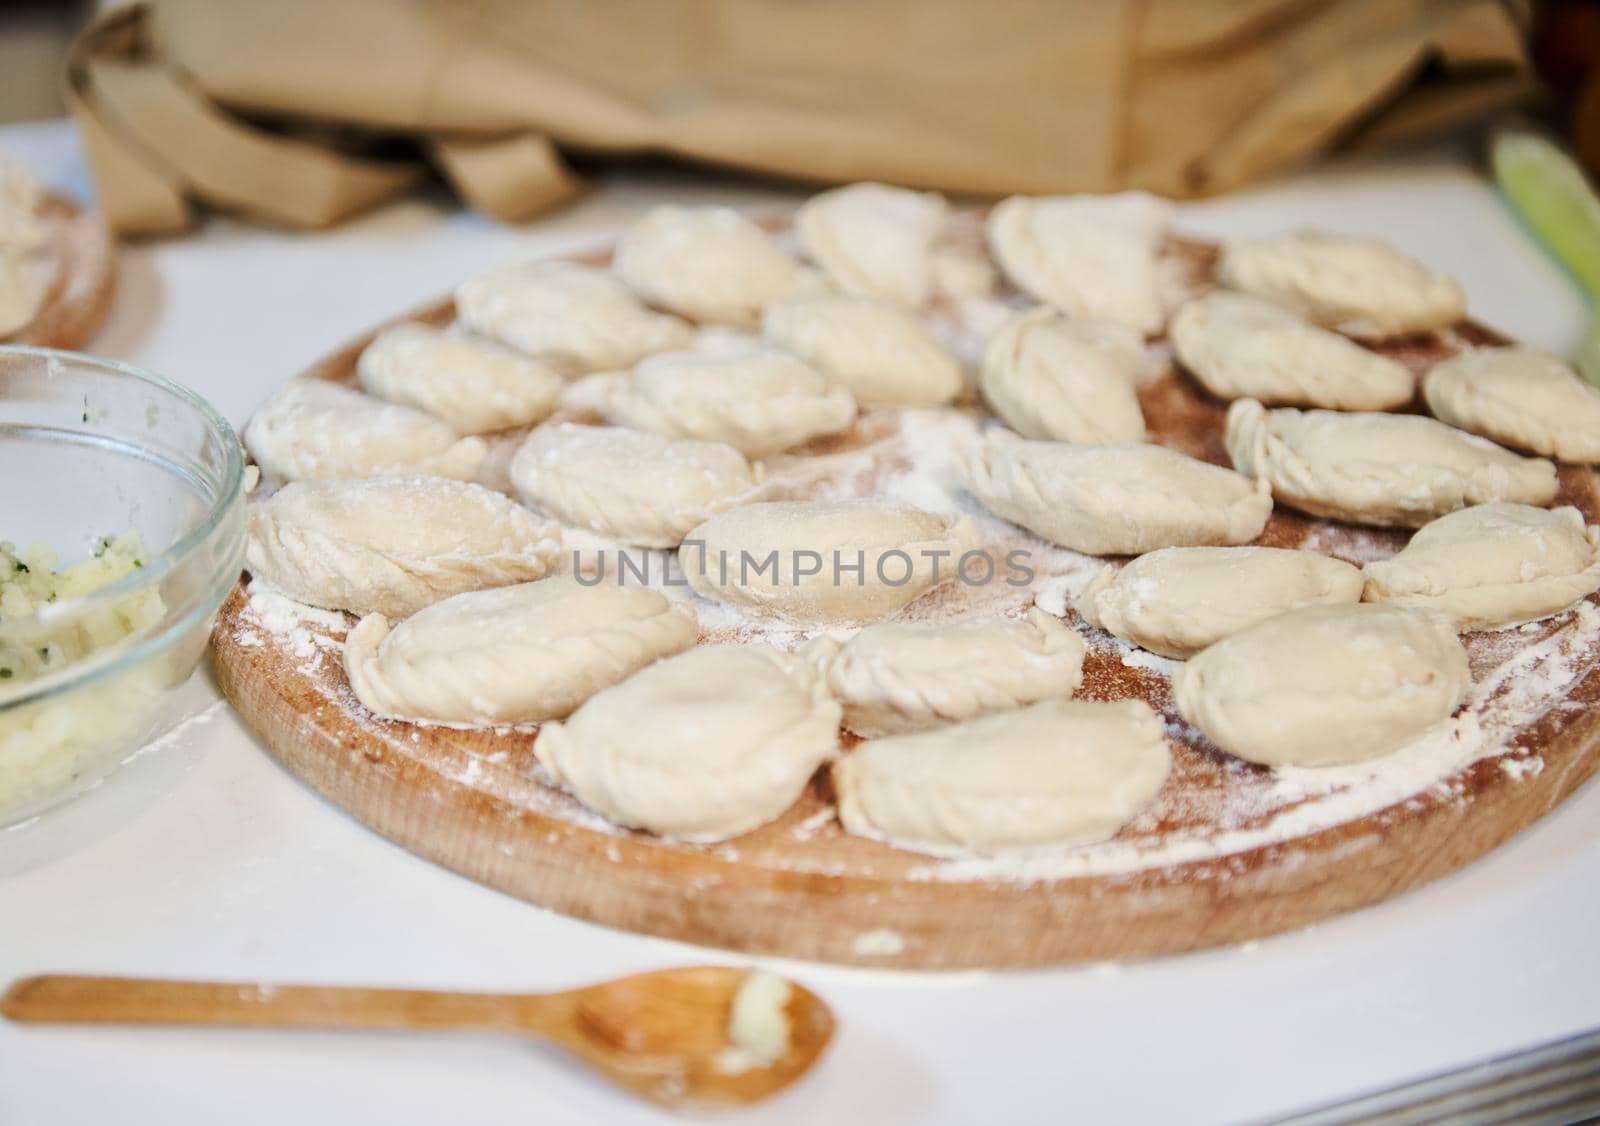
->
[0,0,1594,235]
[0,0,88,123]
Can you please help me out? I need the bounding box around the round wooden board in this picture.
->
[212,234,1600,970]
[4,192,117,351]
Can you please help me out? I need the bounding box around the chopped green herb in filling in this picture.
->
[0,533,163,687]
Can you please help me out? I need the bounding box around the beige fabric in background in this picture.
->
[67,0,1531,236]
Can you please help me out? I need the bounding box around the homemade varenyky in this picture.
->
[212,185,1600,968]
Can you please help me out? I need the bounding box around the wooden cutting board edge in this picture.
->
[209,249,1600,971]
[4,193,117,352]
[210,596,1600,969]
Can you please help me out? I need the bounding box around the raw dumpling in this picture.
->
[794,182,947,308]
[356,322,564,434]
[509,423,766,548]
[454,261,692,373]
[1173,603,1469,767]
[243,380,487,483]
[762,294,963,407]
[247,477,562,618]
[1076,546,1362,659]
[1424,346,1600,464]
[612,204,821,327]
[1361,503,1600,629]
[343,576,698,726]
[590,349,857,457]
[1216,232,1466,339]
[834,698,1171,854]
[979,309,1145,444]
[965,431,1272,555]
[1225,398,1559,527]
[986,192,1175,335]
[1169,290,1414,410]
[535,644,840,841]
[0,156,45,250]
[0,252,43,337]
[681,500,977,626]
[810,607,1086,737]
[931,244,999,303]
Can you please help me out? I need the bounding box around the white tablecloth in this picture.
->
[2,119,1596,1126]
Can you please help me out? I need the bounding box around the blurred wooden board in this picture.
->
[4,192,116,351]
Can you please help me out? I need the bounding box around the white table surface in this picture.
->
[2,118,1597,1126]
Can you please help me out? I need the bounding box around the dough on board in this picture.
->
[795,182,948,308]
[762,294,964,407]
[1216,232,1466,339]
[612,204,823,327]
[247,477,562,619]
[588,348,858,457]
[964,431,1272,555]
[0,155,45,250]
[1169,290,1415,410]
[681,500,978,626]
[0,253,42,337]
[1362,503,1600,630]
[342,576,698,726]
[1424,346,1600,464]
[986,191,1175,335]
[979,309,1146,444]
[356,322,564,435]
[454,261,693,373]
[810,607,1087,737]
[243,379,487,483]
[509,423,767,548]
[535,643,841,842]
[834,698,1172,853]
[1076,546,1363,659]
[1173,603,1470,768]
[1225,398,1560,527]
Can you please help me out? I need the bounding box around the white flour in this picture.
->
[222,241,1600,889]
[907,602,1600,883]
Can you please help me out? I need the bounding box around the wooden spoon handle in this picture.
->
[1,975,559,1035]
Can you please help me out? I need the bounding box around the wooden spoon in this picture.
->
[1,966,834,1108]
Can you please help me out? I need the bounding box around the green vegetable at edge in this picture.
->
[1491,130,1600,386]
[1582,320,1600,386]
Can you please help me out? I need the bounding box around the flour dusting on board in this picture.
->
[226,402,1600,886]
[911,602,1600,884]
[218,234,1600,895]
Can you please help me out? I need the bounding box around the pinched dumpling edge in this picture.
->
[833,697,1172,854]
[1172,603,1471,768]
[1361,504,1600,629]
[356,322,566,435]
[1075,546,1363,659]
[680,501,981,626]
[243,379,488,484]
[247,476,563,619]
[587,350,859,458]
[1224,398,1559,528]
[342,580,699,727]
[454,261,694,373]
[509,424,771,548]
[534,643,842,842]
[979,308,1147,444]
[964,432,1273,556]
[809,606,1087,736]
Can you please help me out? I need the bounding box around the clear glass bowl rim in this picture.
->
[0,344,245,711]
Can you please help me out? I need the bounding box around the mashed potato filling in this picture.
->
[0,533,167,816]
[0,533,163,685]
[718,971,793,1073]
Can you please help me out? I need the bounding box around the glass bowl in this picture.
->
[0,346,244,826]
